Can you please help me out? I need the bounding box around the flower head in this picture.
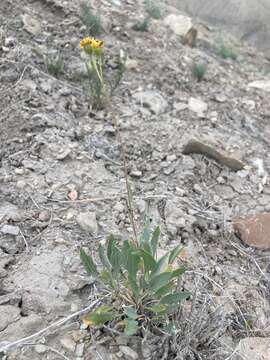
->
[80,37,103,55]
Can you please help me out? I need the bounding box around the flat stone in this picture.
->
[35,344,47,354]
[21,14,41,35]
[188,97,208,117]
[119,346,139,360]
[0,305,21,332]
[1,225,20,236]
[60,335,76,352]
[183,139,245,171]
[233,213,270,249]
[235,337,270,360]
[77,212,98,236]
[133,90,168,115]
[163,14,192,36]
[248,79,270,92]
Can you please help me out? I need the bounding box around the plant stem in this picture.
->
[114,118,138,245]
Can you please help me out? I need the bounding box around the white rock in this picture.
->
[75,343,85,357]
[248,79,270,92]
[1,225,20,236]
[77,212,98,236]
[21,14,41,35]
[60,335,76,352]
[35,344,47,354]
[164,14,192,36]
[235,337,270,360]
[188,97,208,117]
[119,346,139,360]
[133,90,168,115]
[125,58,138,70]
[173,102,188,111]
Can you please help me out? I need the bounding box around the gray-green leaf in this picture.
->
[80,248,98,277]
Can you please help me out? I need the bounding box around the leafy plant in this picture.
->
[80,221,190,336]
[80,37,125,109]
[192,61,207,82]
[132,17,150,32]
[45,51,64,78]
[218,43,237,60]
[80,1,102,36]
[144,0,161,20]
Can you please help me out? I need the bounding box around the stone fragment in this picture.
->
[248,79,270,92]
[235,337,270,360]
[183,139,245,171]
[1,225,20,236]
[77,212,98,236]
[60,335,76,352]
[35,344,47,354]
[119,346,139,360]
[164,14,192,36]
[188,97,208,117]
[133,91,167,115]
[233,213,270,249]
[0,305,20,332]
[22,14,41,35]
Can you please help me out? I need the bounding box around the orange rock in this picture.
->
[233,213,270,249]
[68,190,78,201]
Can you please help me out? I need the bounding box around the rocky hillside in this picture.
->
[171,0,270,55]
[1,0,270,359]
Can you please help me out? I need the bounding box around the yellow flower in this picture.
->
[80,37,103,50]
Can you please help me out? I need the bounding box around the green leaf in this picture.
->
[170,267,186,279]
[139,276,148,291]
[107,234,116,263]
[160,292,190,305]
[123,306,138,320]
[124,318,139,336]
[121,240,131,269]
[168,245,183,264]
[149,272,172,293]
[152,252,169,277]
[140,217,152,254]
[139,249,157,273]
[127,248,140,280]
[98,243,112,272]
[151,226,160,258]
[141,219,151,243]
[128,275,139,298]
[153,281,174,298]
[147,303,167,314]
[83,305,115,326]
[80,248,98,277]
[107,235,122,275]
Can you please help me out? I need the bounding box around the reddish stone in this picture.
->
[233,213,270,249]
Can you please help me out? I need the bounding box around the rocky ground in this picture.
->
[1,0,270,359]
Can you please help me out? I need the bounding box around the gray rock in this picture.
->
[11,250,70,315]
[188,97,208,117]
[75,343,85,357]
[130,169,142,178]
[0,305,20,332]
[235,337,270,360]
[1,225,20,236]
[0,202,23,222]
[133,91,168,115]
[60,335,76,352]
[248,79,270,92]
[77,212,98,236]
[163,14,192,36]
[165,200,187,237]
[21,14,41,35]
[35,344,47,354]
[119,346,139,360]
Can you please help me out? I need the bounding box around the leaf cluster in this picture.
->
[80,222,189,335]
